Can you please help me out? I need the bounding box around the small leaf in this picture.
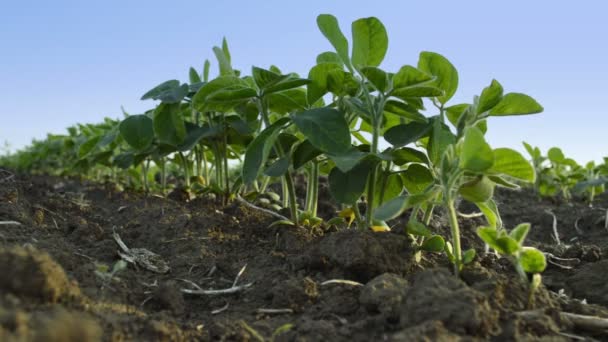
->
[417,52,459,104]
[477,79,503,114]
[351,17,388,68]
[547,147,565,163]
[316,51,343,64]
[400,164,434,194]
[189,67,202,84]
[428,118,456,165]
[421,235,446,253]
[520,247,547,273]
[496,236,520,255]
[509,223,530,245]
[307,62,343,105]
[462,248,476,264]
[390,147,429,166]
[407,220,432,237]
[477,226,499,248]
[460,127,494,172]
[213,46,234,76]
[489,93,543,116]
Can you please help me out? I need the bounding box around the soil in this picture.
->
[1,170,608,341]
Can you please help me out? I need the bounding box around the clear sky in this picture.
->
[1,0,606,162]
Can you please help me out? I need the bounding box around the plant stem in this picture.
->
[178,152,191,188]
[311,161,319,217]
[446,198,462,276]
[365,124,380,228]
[160,157,166,196]
[258,97,298,224]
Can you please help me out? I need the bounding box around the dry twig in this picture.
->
[320,279,364,287]
[545,210,561,245]
[235,195,289,221]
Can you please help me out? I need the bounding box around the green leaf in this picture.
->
[384,100,427,123]
[307,62,343,105]
[417,52,458,104]
[373,195,408,221]
[316,51,343,64]
[361,66,388,92]
[428,118,456,165]
[252,66,284,89]
[459,176,495,203]
[375,172,403,205]
[384,122,432,147]
[242,118,290,184]
[477,79,503,114]
[489,148,535,182]
[189,67,201,84]
[264,156,290,177]
[316,14,350,67]
[407,220,432,237]
[547,147,565,164]
[119,115,154,151]
[141,80,189,103]
[291,108,351,154]
[113,152,134,169]
[203,60,210,82]
[351,17,388,68]
[328,161,372,204]
[421,236,446,253]
[477,226,499,248]
[153,103,186,147]
[400,164,434,194]
[391,86,444,98]
[390,147,429,166]
[460,127,494,172]
[489,93,543,116]
[520,247,547,273]
[509,223,530,245]
[392,65,433,89]
[327,148,368,173]
[222,37,232,63]
[496,236,520,255]
[445,103,470,126]
[476,200,502,229]
[213,45,233,76]
[292,140,322,169]
[462,249,476,264]
[78,136,101,158]
[192,76,256,112]
[265,77,310,95]
[267,88,308,114]
[178,123,220,152]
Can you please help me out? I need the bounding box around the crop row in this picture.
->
[3,15,607,294]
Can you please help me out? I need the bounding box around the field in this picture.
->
[1,172,608,341]
[2,13,608,341]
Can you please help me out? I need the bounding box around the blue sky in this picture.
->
[1,0,607,162]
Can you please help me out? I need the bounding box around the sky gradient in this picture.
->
[1,0,606,162]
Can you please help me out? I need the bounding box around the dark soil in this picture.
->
[1,171,608,341]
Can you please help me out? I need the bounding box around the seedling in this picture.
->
[477,223,547,307]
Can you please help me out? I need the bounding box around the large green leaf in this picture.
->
[477,79,503,114]
[459,127,494,172]
[242,118,290,184]
[489,93,543,116]
[361,66,388,92]
[327,148,368,173]
[328,161,372,204]
[375,172,403,205]
[153,103,186,147]
[384,122,432,147]
[264,156,290,177]
[351,17,388,68]
[177,123,220,152]
[374,188,438,221]
[417,52,458,104]
[317,14,350,66]
[291,108,351,154]
[119,115,154,151]
[391,86,443,98]
[267,88,308,114]
[489,148,535,182]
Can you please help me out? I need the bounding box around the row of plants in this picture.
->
[523,143,608,204]
[6,14,603,289]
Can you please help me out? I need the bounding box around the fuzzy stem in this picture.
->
[446,198,462,276]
